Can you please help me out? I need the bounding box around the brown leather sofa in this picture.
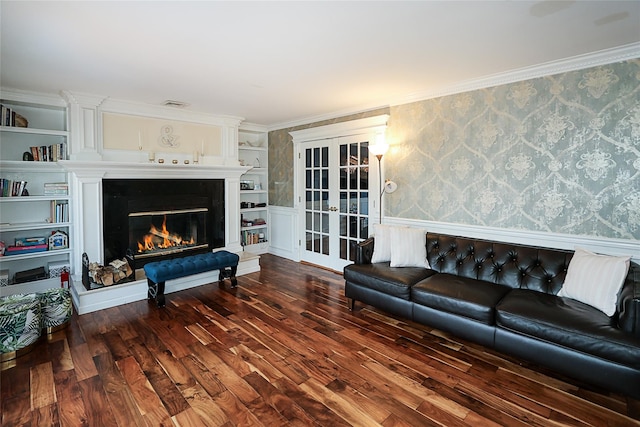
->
[344,232,640,398]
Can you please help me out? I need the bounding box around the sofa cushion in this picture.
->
[390,226,430,268]
[412,273,512,324]
[371,224,393,263]
[344,263,435,300]
[496,289,640,368]
[558,247,630,316]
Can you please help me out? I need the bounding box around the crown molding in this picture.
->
[392,42,640,107]
[269,43,640,131]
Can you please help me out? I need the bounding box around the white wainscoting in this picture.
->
[268,206,299,261]
[268,209,639,264]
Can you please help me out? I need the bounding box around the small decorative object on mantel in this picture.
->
[48,230,68,250]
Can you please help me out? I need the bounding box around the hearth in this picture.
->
[102,179,224,269]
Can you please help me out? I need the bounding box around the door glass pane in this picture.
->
[350,192,358,213]
[340,215,347,237]
[340,191,347,213]
[340,238,347,260]
[306,170,311,189]
[340,144,347,167]
[313,212,320,232]
[322,147,328,168]
[360,191,368,215]
[360,217,368,239]
[322,191,329,211]
[306,232,312,251]
[322,213,329,233]
[340,168,347,190]
[314,147,320,167]
[322,235,329,255]
[306,149,311,168]
[360,166,368,190]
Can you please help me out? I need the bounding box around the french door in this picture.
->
[298,134,373,271]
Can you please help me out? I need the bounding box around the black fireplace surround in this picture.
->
[102,179,225,269]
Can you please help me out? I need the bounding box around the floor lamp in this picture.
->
[369,139,389,224]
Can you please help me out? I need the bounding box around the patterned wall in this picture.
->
[269,59,640,240]
[386,59,640,240]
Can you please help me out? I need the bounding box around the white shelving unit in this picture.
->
[0,94,71,296]
[238,124,269,255]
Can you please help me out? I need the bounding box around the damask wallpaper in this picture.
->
[269,59,640,241]
[385,59,639,240]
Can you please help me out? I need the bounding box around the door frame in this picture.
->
[290,115,389,270]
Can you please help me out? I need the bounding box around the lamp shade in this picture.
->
[369,134,389,157]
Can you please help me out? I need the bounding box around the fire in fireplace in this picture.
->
[130,208,208,258]
[102,179,225,269]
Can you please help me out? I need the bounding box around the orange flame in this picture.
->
[136,215,195,253]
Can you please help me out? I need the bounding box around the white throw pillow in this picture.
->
[558,247,631,316]
[389,227,430,268]
[371,223,393,263]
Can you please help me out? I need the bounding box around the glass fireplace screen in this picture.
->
[128,208,208,259]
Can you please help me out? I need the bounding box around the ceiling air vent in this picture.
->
[162,100,190,108]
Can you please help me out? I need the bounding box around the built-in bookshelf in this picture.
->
[239,124,269,255]
[0,92,71,296]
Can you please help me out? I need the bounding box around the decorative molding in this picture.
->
[268,43,640,131]
[0,87,67,107]
[289,114,389,143]
[392,42,640,107]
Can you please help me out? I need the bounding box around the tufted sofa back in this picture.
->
[426,233,573,295]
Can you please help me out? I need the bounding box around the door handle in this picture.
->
[328,206,338,211]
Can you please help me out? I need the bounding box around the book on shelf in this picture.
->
[0,104,28,128]
[5,243,48,254]
[0,179,28,197]
[29,143,65,162]
[50,200,69,223]
[44,182,69,196]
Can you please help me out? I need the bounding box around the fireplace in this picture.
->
[102,179,225,269]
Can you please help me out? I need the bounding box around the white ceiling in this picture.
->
[1,1,639,128]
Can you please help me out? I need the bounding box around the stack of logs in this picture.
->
[88,258,133,286]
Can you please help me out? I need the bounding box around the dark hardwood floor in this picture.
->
[2,253,639,426]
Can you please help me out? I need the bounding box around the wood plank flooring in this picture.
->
[2,253,639,426]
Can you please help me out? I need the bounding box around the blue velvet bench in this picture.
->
[144,251,240,307]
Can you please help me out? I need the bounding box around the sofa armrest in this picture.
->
[618,261,640,337]
[356,238,375,264]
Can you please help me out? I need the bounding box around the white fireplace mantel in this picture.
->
[60,160,250,179]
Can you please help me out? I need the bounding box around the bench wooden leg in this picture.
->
[219,266,238,288]
[230,266,238,287]
[147,279,166,307]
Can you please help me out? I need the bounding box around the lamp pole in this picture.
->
[376,153,383,223]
